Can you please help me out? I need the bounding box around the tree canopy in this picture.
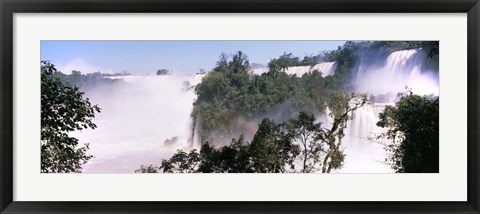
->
[193,51,342,144]
[192,41,439,145]
[41,61,100,173]
[140,90,367,174]
[377,92,439,173]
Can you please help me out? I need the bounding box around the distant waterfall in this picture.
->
[250,67,269,76]
[251,62,337,77]
[191,115,201,151]
[311,62,337,77]
[284,66,311,76]
[285,62,337,77]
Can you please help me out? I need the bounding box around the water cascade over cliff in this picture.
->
[251,62,337,77]
[355,49,439,98]
[72,74,204,173]
[73,49,437,173]
[338,49,439,172]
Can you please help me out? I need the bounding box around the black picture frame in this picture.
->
[1,0,479,213]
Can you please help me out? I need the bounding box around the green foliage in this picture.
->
[267,52,313,76]
[213,51,250,74]
[177,42,434,173]
[159,149,201,173]
[41,61,100,173]
[198,137,253,173]
[193,51,253,141]
[143,137,253,173]
[287,112,322,173]
[377,92,439,173]
[141,93,367,173]
[316,91,368,173]
[265,52,325,79]
[193,52,336,143]
[250,119,300,172]
[320,41,439,87]
[138,118,303,173]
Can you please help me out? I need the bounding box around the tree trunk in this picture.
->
[322,152,331,173]
[303,140,308,173]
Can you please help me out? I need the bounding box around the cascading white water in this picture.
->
[311,62,337,77]
[284,65,311,76]
[355,49,439,97]
[71,49,436,173]
[315,105,392,173]
[250,62,337,77]
[339,104,393,173]
[250,68,269,76]
[339,49,439,173]
[284,62,337,77]
[72,74,204,173]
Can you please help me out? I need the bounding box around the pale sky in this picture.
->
[41,40,345,75]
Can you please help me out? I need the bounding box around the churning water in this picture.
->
[74,49,437,173]
[73,75,204,173]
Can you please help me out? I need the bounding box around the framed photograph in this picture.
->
[1,0,479,213]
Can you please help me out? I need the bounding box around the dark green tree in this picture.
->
[194,137,252,173]
[159,149,201,173]
[212,136,252,173]
[267,52,312,77]
[195,143,222,173]
[157,138,252,173]
[288,112,323,173]
[139,120,300,173]
[41,61,100,173]
[377,92,439,173]
[250,119,300,172]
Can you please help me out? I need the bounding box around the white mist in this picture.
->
[72,75,203,173]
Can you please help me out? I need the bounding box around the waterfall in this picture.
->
[339,48,439,173]
[339,104,393,173]
[250,67,269,76]
[192,117,201,150]
[311,62,337,77]
[317,105,393,173]
[70,49,436,173]
[284,65,311,76]
[250,62,337,77]
[284,62,337,77]
[355,49,439,96]
[72,74,204,173]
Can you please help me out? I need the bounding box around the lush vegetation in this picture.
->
[142,88,440,174]
[266,52,318,75]
[138,91,367,173]
[143,41,439,174]
[377,91,439,173]
[192,41,438,144]
[41,41,439,173]
[193,51,338,143]
[41,61,100,173]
